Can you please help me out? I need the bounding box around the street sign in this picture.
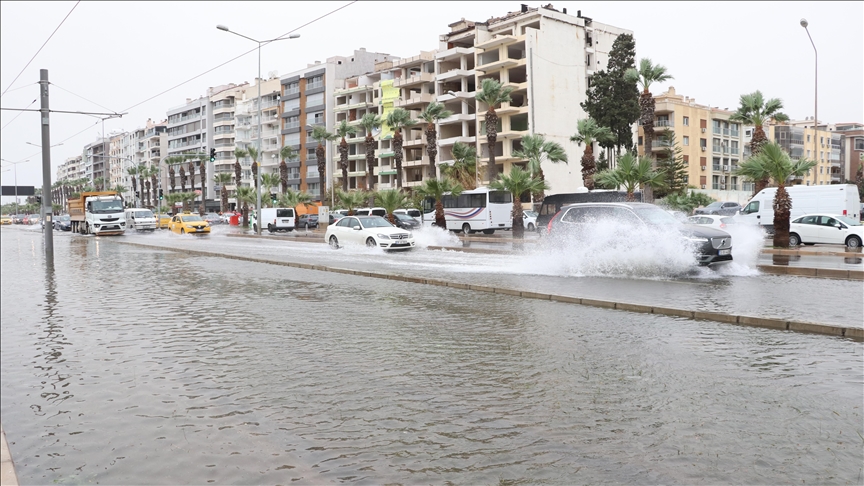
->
[1,185,35,196]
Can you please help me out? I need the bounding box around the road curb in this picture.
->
[756,265,864,280]
[1,423,18,486]
[113,240,863,341]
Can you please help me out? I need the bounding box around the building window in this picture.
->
[807,134,811,143]
[683,136,689,146]
[638,136,643,146]
[682,116,689,126]
[700,138,707,149]
[306,92,325,107]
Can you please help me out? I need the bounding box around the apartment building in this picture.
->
[471,5,629,192]
[639,87,751,201]
[281,48,397,199]
[767,118,843,186]
[139,119,167,200]
[233,76,281,206]
[333,69,387,190]
[831,123,864,181]
[436,19,478,180]
[82,136,108,185]
[57,155,84,182]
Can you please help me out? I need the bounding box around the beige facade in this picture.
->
[763,120,843,187]
[638,87,752,200]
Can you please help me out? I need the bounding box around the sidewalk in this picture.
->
[0,423,18,486]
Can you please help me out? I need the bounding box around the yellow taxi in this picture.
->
[0,215,12,225]
[168,213,210,235]
[156,213,172,229]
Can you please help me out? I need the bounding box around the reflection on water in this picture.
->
[1,229,863,485]
[772,254,802,265]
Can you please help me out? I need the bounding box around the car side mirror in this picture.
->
[353,226,361,231]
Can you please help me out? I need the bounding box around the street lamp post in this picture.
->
[217,25,299,235]
[1,159,31,215]
[800,19,818,165]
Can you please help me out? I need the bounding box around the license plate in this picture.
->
[391,241,408,246]
[719,249,731,255]
[195,228,202,232]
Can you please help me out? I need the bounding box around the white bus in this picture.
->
[422,186,513,234]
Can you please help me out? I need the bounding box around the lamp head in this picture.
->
[288,34,300,39]
[216,24,230,32]
[800,18,808,28]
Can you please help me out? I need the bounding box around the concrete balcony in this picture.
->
[393,51,435,68]
[403,135,426,148]
[503,81,528,92]
[335,84,374,95]
[347,170,366,178]
[331,154,366,163]
[476,58,519,74]
[395,92,433,109]
[375,166,397,176]
[333,101,373,112]
[439,113,476,125]
[436,46,474,61]
[436,69,475,82]
[438,135,475,147]
[376,149,395,158]
[497,129,527,140]
[437,90,476,103]
[476,34,518,51]
[394,71,435,88]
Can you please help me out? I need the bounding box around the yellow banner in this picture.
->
[379,79,399,140]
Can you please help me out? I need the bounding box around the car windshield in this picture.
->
[205,213,219,219]
[57,215,70,221]
[632,206,681,225]
[720,217,736,224]
[524,210,538,218]
[182,215,203,222]
[704,202,724,209]
[133,210,154,218]
[358,216,393,228]
[394,213,413,221]
[836,215,861,226]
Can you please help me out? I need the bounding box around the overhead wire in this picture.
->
[51,83,120,115]
[120,0,358,113]
[0,98,37,131]
[1,0,81,98]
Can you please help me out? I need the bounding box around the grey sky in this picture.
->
[1,1,861,195]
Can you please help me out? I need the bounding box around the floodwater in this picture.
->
[1,227,863,484]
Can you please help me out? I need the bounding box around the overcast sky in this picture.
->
[1,1,862,197]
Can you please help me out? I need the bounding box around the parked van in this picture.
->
[125,208,157,231]
[394,208,423,224]
[354,207,387,217]
[255,207,296,233]
[737,184,860,232]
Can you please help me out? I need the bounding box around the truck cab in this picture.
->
[84,195,126,235]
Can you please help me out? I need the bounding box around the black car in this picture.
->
[694,201,742,216]
[298,214,319,229]
[393,213,420,230]
[53,214,72,231]
[547,202,733,266]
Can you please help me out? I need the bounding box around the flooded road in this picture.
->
[2,227,863,484]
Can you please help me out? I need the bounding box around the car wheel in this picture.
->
[846,235,862,248]
[329,235,339,249]
[527,223,535,232]
[366,237,376,247]
[267,224,274,234]
[483,229,495,235]
[462,223,471,234]
[304,223,309,230]
[788,233,801,246]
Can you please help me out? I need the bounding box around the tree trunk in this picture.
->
[394,131,404,189]
[425,123,438,179]
[280,160,288,194]
[772,184,792,247]
[485,109,499,183]
[234,161,242,210]
[339,138,349,192]
[151,174,158,208]
[512,195,524,240]
[144,181,151,207]
[316,144,326,202]
[750,125,770,195]
[242,203,249,228]
[169,166,176,192]
[131,178,138,205]
[640,90,656,202]
[180,166,187,192]
[581,143,596,190]
[221,187,228,214]
[198,161,206,215]
[188,162,196,196]
[366,135,376,206]
[434,199,446,229]
[626,190,636,202]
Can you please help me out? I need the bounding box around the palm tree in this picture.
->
[148,164,159,210]
[512,134,567,202]
[214,172,233,213]
[385,108,416,189]
[571,118,616,190]
[418,102,453,178]
[490,166,548,239]
[127,166,139,205]
[179,164,187,192]
[334,120,357,192]
[166,157,178,193]
[164,192,183,216]
[277,188,316,226]
[359,113,382,197]
[625,58,672,201]
[594,152,666,201]
[736,142,815,247]
[234,148,247,211]
[311,126,336,202]
[417,178,463,229]
[335,189,368,216]
[279,145,296,194]
[374,189,408,224]
[475,78,515,183]
[235,186,256,228]
[247,146,260,194]
[730,90,790,194]
[113,185,128,206]
[93,177,106,191]
[261,173,280,206]
[441,141,478,190]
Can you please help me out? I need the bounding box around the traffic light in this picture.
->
[210,148,216,163]
[136,191,140,199]
[159,188,164,200]
[35,196,42,204]
[270,192,278,203]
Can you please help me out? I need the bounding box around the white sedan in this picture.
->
[686,215,737,230]
[789,214,863,248]
[325,215,415,251]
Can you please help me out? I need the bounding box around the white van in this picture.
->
[255,207,296,233]
[737,184,860,231]
[354,207,387,217]
[124,208,157,231]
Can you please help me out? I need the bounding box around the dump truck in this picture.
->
[67,191,126,235]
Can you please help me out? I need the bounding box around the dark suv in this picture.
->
[547,202,733,266]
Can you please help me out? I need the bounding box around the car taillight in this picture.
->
[720,223,726,229]
[547,210,561,234]
[843,210,847,215]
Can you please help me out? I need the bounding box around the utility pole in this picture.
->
[40,69,53,256]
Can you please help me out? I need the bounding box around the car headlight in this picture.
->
[687,236,709,243]
[377,233,391,240]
